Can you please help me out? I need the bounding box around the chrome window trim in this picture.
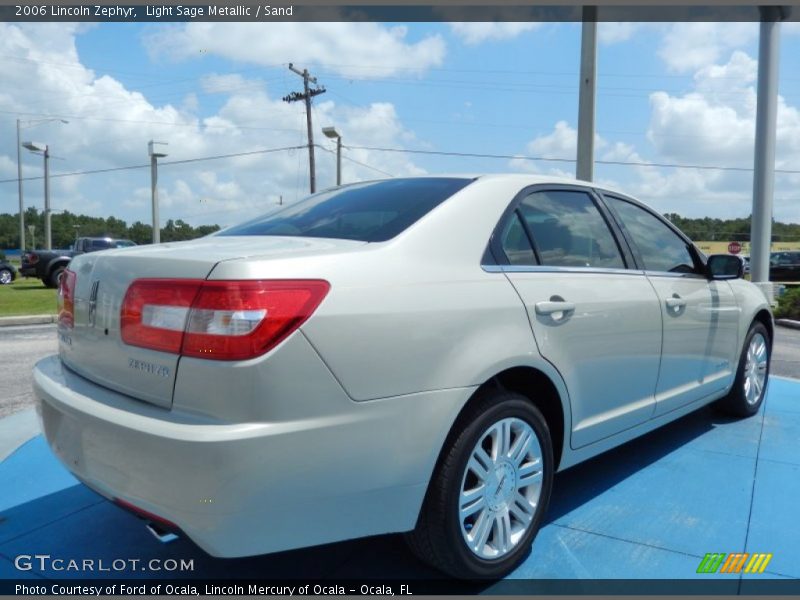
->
[482,264,647,276]
[643,270,708,280]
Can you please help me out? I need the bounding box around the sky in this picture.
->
[2,20,800,230]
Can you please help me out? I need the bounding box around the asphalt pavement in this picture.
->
[0,324,57,419]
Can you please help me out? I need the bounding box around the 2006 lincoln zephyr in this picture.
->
[34,175,772,579]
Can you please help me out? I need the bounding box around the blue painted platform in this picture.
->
[2,378,798,586]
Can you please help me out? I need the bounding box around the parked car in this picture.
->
[770,250,800,281]
[20,236,136,288]
[34,176,772,579]
[0,260,17,285]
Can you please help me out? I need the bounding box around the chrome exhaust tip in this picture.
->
[146,521,179,543]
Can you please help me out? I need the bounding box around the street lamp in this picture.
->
[16,118,67,252]
[322,127,342,186]
[148,140,168,244]
[22,141,55,250]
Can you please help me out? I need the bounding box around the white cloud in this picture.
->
[658,23,758,73]
[510,120,607,175]
[448,22,542,45]
[146,23,446,78]
[598,22,641,45]
[508,48,800,223]
[0,23,427,230]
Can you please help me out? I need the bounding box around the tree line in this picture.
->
[1,209,799,251]
[664,213,800,242]
[0,208,221,250]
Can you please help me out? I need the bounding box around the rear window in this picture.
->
[218,178,473,242]
[90,239,113,250]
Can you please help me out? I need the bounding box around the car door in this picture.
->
[490,186,663,448]
[602,195,740,416]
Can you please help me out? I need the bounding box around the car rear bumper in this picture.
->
[19,267,36,277]
[33,354,470,557]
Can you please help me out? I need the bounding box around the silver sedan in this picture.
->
[34,175,771,579]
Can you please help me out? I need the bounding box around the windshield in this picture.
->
[218,177,474,242]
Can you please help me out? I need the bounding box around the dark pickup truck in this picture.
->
[20,236,136,287]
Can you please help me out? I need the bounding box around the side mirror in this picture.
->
[706,254,744,280]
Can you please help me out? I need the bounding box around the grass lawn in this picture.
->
[0,276,58,317]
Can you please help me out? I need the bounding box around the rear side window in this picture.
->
[517,190,625,269]
[219,178,473,242]
[500,213,536,265]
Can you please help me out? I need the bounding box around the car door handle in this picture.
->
[665,297,686,309]
[535,301,576,316]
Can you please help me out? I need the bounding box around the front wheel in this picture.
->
[0,268,12,285]
[714,322,771,418]
[406,391,554,579]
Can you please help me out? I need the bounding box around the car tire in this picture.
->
[406,390,554,579]
[47,266,65,289]
[714,322,771,418]
[0,268,12,285]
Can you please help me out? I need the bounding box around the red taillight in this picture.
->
[24,252,39,266]
[120,279,203,354]
[120,279,330,361]
[57,269,77,329]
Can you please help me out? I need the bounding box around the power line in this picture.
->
[0,145,308,184]
[344,145,800,175]
[0,109,304,134]
[316,144,394,177]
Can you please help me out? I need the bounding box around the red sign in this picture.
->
[728,242,742,254]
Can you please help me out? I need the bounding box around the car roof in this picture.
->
[348,173,632,199]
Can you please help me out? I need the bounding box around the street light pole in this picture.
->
[16,120,25,252]
[17,118,68,251]
[22,140,54,250]
[322,127,342,186]
[43,144,51,250]
[149,141,168,244]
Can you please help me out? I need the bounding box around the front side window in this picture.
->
[218,177,473,242]
[517,190,625,269]
[606,196,696,274]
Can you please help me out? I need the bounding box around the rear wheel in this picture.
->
[46,265,65,289]
[714,322,770,418]
[406,390,554,579]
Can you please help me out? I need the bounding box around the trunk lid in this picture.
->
[58,236,363,408]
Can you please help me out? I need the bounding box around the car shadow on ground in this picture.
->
[0,404,747,585]
[547,404,743,521]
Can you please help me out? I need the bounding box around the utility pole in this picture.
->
[148,141,168,244]
[283,63,326,193]
[576,8,598,182]
[750,5,788,303]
